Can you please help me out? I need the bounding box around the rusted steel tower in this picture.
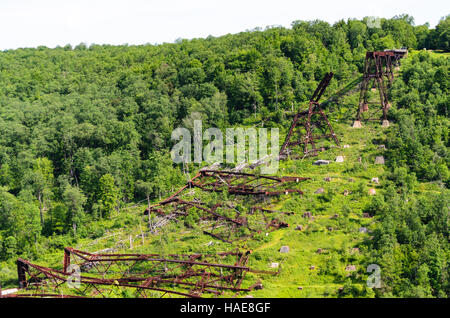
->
[280,72,340,158]
[353,50,406,127]
[385,49,408,66]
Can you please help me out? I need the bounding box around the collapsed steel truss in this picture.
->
[189,170,309,196]
[145,169,308,211]
[15,248,276,298]
[142,169,309,243]
[16,257,197,298]
[249,206,293,229]
[280,72,340,158]
[150,198,248,243]
[148,197,294,243]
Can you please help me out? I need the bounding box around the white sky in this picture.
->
[0,0,448,50]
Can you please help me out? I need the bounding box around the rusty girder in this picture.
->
[280,72,340,158]
[356,50,406,122]
[143,170,308,243]
[63,247,248,275]
[16,257,200,298]
[16,249,277,298]
[147,197,295,243]
[189,170,309,196]
[148,198,250,243]
[384,49,408,66]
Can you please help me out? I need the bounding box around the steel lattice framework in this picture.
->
[384,49,408,66]
[148,197,293,243]
[356,51,394,122]
[189,170,310,196]
[15,248,276,298]
[279,72,340,158]
[150,197,250,243]
[142,167,309,243]
[355,50,406,124]
[16,257,200,298]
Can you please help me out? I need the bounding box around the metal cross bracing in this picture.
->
[279,72,340,158]
[147,197,295,244]
[188,170,310,197]
[384,49,408,66]
[149,198,249,243]
[63,248,254,297]
[355,50,405,123]
[16,249,277,298]
[16,257,204,298]
[356,51,393,122]
[143,170,308,243]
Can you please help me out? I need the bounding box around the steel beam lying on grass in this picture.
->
[147,198,250,243]
[16,248,277,298]
[189,170,309,196]
[17,257,198,298]
[147,197,296,243]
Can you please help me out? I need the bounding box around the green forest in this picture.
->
[0,14,448,298]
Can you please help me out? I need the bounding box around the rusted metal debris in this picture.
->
[142,170,308,243]
[151,170,309,208]
[250,206,294,216]
[16,257,200,298]
[149,198,250,243]
[189,170,309,196]
[280,72,340,158]
[15,249,278,298]
[147,197,295,243]
[384,49,408,65]
[356,50,406,122]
